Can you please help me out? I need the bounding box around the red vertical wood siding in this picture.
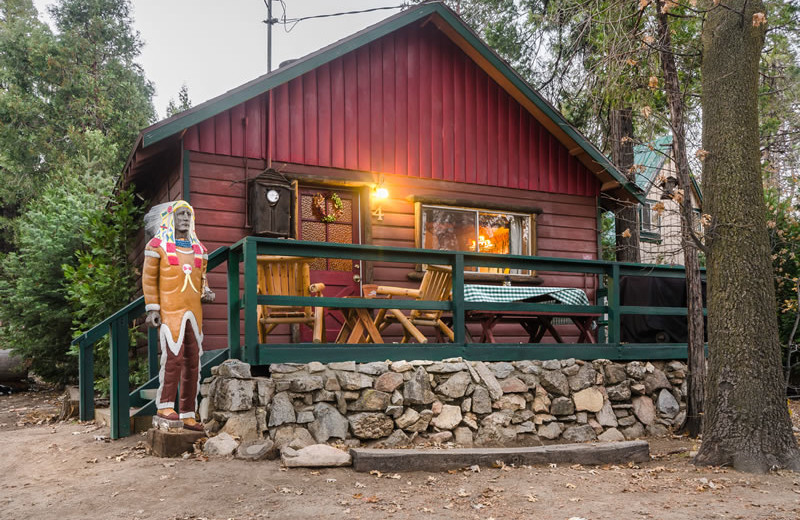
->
[183,24,599,197]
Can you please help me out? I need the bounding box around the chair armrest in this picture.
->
[376,286,421,298]
[309,283,325,295]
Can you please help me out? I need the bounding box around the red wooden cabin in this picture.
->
[122,2,642,350]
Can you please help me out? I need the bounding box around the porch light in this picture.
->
[375,186,389,199]
[373,175,389,200]
[371,175,388,222]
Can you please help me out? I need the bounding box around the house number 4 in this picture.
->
[372,206,384,221]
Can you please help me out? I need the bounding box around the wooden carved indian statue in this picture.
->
[143,200,215,431]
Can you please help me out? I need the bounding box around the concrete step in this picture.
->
[94,407,152,434]
[350,440,650,472]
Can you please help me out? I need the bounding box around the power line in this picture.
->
[262,2,406,70]
[264,3,406,33]
[283,4,406,23]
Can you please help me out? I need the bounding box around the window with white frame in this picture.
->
[640,200,661,235]
[419,204,533,274]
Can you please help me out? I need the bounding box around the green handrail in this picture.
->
[225,237,706,367]
[75,246,229,438]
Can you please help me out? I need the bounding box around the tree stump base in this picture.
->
[146,428,205,458]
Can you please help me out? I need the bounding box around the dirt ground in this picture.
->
[2,389,800,520]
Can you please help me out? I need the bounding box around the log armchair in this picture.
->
[256,255,325,343]
[373,265,454,343]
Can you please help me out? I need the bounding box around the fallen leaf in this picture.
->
[622,228,632,238]
[566,483,577,489]
[641,106,652,119]
[648,76,659,89]
[752,12,766,26]
[355,482,366,488]
[370,469,383,478]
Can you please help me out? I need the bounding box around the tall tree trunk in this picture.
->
[694,0,800,472]
[610,108,640,263]
[655,0,705,438]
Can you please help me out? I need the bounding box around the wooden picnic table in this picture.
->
[463,285,598,344]
[333,286,384,344]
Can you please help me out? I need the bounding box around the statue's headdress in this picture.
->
[144,200,206,267]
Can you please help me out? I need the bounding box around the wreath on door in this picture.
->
[311,192,344,223]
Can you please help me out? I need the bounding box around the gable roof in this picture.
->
[125,1,644,204]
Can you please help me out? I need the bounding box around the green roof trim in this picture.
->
[138,2,641,203]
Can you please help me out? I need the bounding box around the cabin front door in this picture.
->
[298,187,361,342]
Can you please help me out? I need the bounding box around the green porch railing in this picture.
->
[227,237,706,366]
[79,237,704,439]
[74,246,230,439]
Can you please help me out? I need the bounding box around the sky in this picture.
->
[32,0,406,119]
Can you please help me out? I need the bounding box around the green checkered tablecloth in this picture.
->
[463,285,590,306]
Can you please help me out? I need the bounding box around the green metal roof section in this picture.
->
[633,136,702,204]
[633,136,671,192]
[138,2,642,203]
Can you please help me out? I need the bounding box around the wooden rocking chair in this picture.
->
[373,265,454,343]
[257,255,325,343]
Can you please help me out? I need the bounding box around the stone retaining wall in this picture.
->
[199,358,687,452]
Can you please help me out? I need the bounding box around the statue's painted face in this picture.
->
[174,207,192,236]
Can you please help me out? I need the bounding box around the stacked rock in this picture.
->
[199,358,687,454]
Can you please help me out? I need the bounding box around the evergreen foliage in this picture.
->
[166,83,192,118]
[0,132,116,383]
[0,0,154,250]
[0,0,153,384]
[63,184,145,393]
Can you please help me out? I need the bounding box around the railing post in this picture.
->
[228,247,241,361]
[452,253,465,345]
[109,316,130,439]
[607,264,621,346]
[78,339,95,421]
[147,326,159,380]
[243,238,259,365]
